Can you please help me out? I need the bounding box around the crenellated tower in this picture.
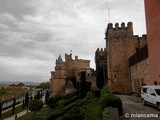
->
[95,48,107,88]
[105,22,144,93]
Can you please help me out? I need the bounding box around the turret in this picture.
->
[65,53,72,61]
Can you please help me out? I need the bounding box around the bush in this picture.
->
[61,114,83,120]
[63,96,78,106]
[100,88,111,94]
[63,91,77,99]
[29,99,43,112]
[46,94,62,109]
[99,93,123,116]
[80,104,103,120]
[94,89,101,98]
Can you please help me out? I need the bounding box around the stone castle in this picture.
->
[50,53,94,95]
[96,22,149,94]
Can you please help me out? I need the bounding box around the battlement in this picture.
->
[95,48,107,58]
[96,48,107,52]
[106,22,133,37]
[65,53,73,61]
[108,22,133,29]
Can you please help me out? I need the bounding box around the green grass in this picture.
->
[17,112,34,120]
[0,105,27,120]
[0,88,26,96]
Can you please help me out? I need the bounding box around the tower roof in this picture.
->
[56,54,63,64]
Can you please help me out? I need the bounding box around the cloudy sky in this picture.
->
[0,0,146,83]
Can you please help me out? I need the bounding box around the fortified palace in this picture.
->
[50,0,159,95]
[50,53,95,95]
[96,22,149,94]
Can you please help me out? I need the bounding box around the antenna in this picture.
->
[108,8,110,23]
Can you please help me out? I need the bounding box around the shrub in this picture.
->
[99,93,123,116]
[29,99,43,112]
[80,104,103,120]
[46,94,62,109]
[100,88,111,94]
[63,96,78,106]
[61,114,83,120]
[29,99,43,119]
[94,89,101,98]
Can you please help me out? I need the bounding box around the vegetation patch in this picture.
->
[1,105,27,120]
[19,87,122,120]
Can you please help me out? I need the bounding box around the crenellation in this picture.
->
[139,34,147,48]
[106,22,134,38]
[96,48,106,52]
[115,23,119,29]
[121,22,125,28]
[127,22,133,28]
[108,23,113,28]
[65,53,72,61]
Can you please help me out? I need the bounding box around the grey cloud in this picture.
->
[0,0,36,20]
[0,0,146,83]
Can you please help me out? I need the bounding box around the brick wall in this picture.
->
[145,0,160,84]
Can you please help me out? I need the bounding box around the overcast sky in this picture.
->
[0,0,146,83]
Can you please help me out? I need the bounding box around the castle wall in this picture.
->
[130,58,149,94]
[65,53,90,81]
[74,68,93,82]
[145,0,160,85]
[51,79,66,95]
[105,22,138,93]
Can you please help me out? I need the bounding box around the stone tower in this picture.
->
[95,48,107,89]
[50,55,66,95]
[105,22,138,93]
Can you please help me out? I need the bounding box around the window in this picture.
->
[154,81,158,85]
[142,87,147,93]
[150,89,156,96]
[155,89,160,96]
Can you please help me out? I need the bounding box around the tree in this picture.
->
[37,82,50,89]
[96,63,107,89]
[45,90,49,103]
[77,71,91,98]
[36,91,40,99]
[22,99,25,109]
[0,102,2,119]
[12,97,16,114]
[29,99,43,118]
[25,92,29,107]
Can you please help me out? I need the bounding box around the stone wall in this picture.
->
[65,53,90,81]
[105,22,148,93]
[130,58,150,94]
[105,22,137,93]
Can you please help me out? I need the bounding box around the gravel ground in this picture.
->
[116,95,160,120]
